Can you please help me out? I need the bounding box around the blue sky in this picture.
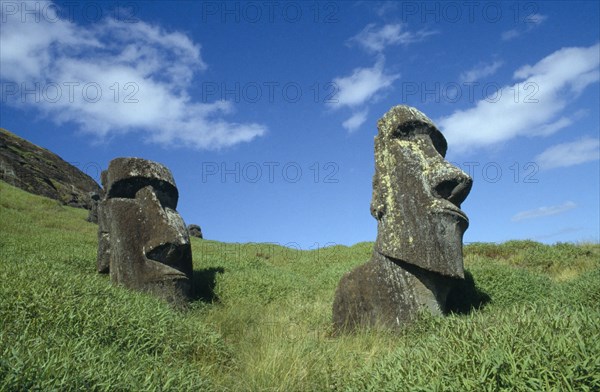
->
[1,0,599,248]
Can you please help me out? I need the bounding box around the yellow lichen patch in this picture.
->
[379,146,398,217]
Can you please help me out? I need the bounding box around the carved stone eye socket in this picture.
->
[392,121,448,157]
[146,242,186,267]
[135,186,178,210]
[392,123,417,139]
[107,178,178,209]
[392,121,435,139]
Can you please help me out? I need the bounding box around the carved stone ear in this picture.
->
[370,171,386,220]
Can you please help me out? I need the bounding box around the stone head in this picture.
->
[370,106,472,278]
[100,157,193,304]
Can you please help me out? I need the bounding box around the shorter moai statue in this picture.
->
[333,105,473,332]
[96,158,194,306]
[187,224,203,239]
[86,191,102,223]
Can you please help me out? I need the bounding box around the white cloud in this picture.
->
[348,23,436,53]
[329,57,399,109]
[501,29,521,41]
[511,201,577,222]
[460,60,503,83]
[502,13,547,41]
[535,137,600,170]
[0,0,266,150]
[332,23,420,132]
[529,13,548,25]
[342,110,369,132]
[531,117,574,137]
[375,2,398,18]
[438,44,600,154]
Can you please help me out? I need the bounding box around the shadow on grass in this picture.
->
[446,270,491,315]
[191,267,224,303]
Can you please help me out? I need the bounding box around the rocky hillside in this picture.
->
[0,128,101,209]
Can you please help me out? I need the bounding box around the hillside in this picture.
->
[0,180,599,391]
[0,129,101,210]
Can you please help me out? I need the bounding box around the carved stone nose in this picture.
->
[432,171,472,208]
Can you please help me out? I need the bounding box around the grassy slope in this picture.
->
[1,180,599,391]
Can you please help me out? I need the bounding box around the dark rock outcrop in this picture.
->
[0,128,101,210]
[97,157,194,306]
[187,224,203,239]
[333,106,473,332]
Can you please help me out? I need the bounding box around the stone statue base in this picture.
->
[136,279,192,309]
[332,252,457,333]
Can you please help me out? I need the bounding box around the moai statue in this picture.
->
[86,190,102,223]
[333,105,473,332]
[187,224,203,239]
[97,170,110,274]
[96,158,194,306]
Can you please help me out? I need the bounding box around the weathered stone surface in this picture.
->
[333,105,472,332]
[97,170,110,273]
[333,253,453,330]
[0,128,101,210]
[86,191,102,223]
[97,157,193,306]
[188,224,203,239]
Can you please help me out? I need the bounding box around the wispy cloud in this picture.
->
[460,60,503,83]
[329,57,399,109]
[535,137,600,170]
[525,14,548,26]
[438,44,600,154]
[332,21,433,133]
[502,13,548,41]
[533,227,585,240]
[348,23,436,53]
[342,110,369,132]
[0,0,266,150]
[328,56,399,133]
[529,13,548,25]
[375,2,398,18]
[512,201,577,222]
[501,30,520,41]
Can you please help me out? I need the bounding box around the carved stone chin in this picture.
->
[333,105,473,332]
[96,157,194,306]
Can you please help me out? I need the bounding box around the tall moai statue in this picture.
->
[333,105,473,332]
[96,158,194,306]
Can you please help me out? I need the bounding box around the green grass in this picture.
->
[1,180,599,391]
